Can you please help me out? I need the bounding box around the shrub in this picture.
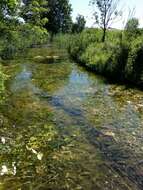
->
[67,29,101,62]
[72,15,86,33]
[81,42,112,73]
[124,18,140,40]
[105,42,129,80]
[67,34,83,61]
[0,24,49,59]
[125,36,143,85]
[65,28,143,87]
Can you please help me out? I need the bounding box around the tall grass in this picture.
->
[56,28,143,88]
[0,64,7,103]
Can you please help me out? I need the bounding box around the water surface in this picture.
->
[0,47,143,190]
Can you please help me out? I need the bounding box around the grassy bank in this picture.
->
[55,29,143,88]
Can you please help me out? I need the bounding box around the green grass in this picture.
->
[57,28,143,88]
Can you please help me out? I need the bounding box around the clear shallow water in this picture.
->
[0,47,143,190]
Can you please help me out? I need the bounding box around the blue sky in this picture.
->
[70,0,143,28]
[70,0,92,26]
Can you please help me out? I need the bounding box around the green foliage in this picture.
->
[53,33,71,49]
[80,40,128,79]
[0,65,7,103]
[125,36,143,85]
[20,24,48,46]
[125,18,140,39]
[0,0,49,59]
[66,28,143,87]
[67,34,83,61]
[105,42,128,80]
[81,42,112,73]
[72,14,86,33]
[0,0,20,18]
[44,0,72,34]
[0,24,48,59]
[21,0,49,27]
[67,29,102,61]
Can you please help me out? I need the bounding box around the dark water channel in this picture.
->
[0,47,143,190]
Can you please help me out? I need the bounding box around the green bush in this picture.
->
[67,29,101,62]
[61,28,143,87]
[65,29,131,83]
[80,40,128,80]
[0,24,48,59]
[124,18,140,40]
[125,36,143,85]
[81,42,112,72]
[67,34,83,61]
[106,30,123,45]
[105,42,129,80]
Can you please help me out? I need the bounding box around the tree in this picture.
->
[0,0,20,19]
[0,0,21,37]
[0,0,49,59]
[125,18,139,39]
[90,0,121,42]
[44,0,72,34]
[21,0,48,27]
[72,14,86,33]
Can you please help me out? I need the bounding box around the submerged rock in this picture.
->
[34,55,60,64]
[103,131,115,137]
[34,56,43,59]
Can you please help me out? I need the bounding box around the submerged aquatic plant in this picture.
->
[0,65,7,103]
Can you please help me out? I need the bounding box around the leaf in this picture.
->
[37,152,43,160]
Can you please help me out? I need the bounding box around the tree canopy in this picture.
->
[21,0,49,26]
[125,18,139,32]
[0,0,49,59]
[72,15,86,33]
[44,0,72,34]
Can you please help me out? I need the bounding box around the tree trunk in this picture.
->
[102,28,106,42]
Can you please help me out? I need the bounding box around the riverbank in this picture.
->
[54,29,143,89]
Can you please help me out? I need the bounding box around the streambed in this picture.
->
[0,47,143,190]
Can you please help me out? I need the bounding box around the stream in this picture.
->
[0,47,143,190]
